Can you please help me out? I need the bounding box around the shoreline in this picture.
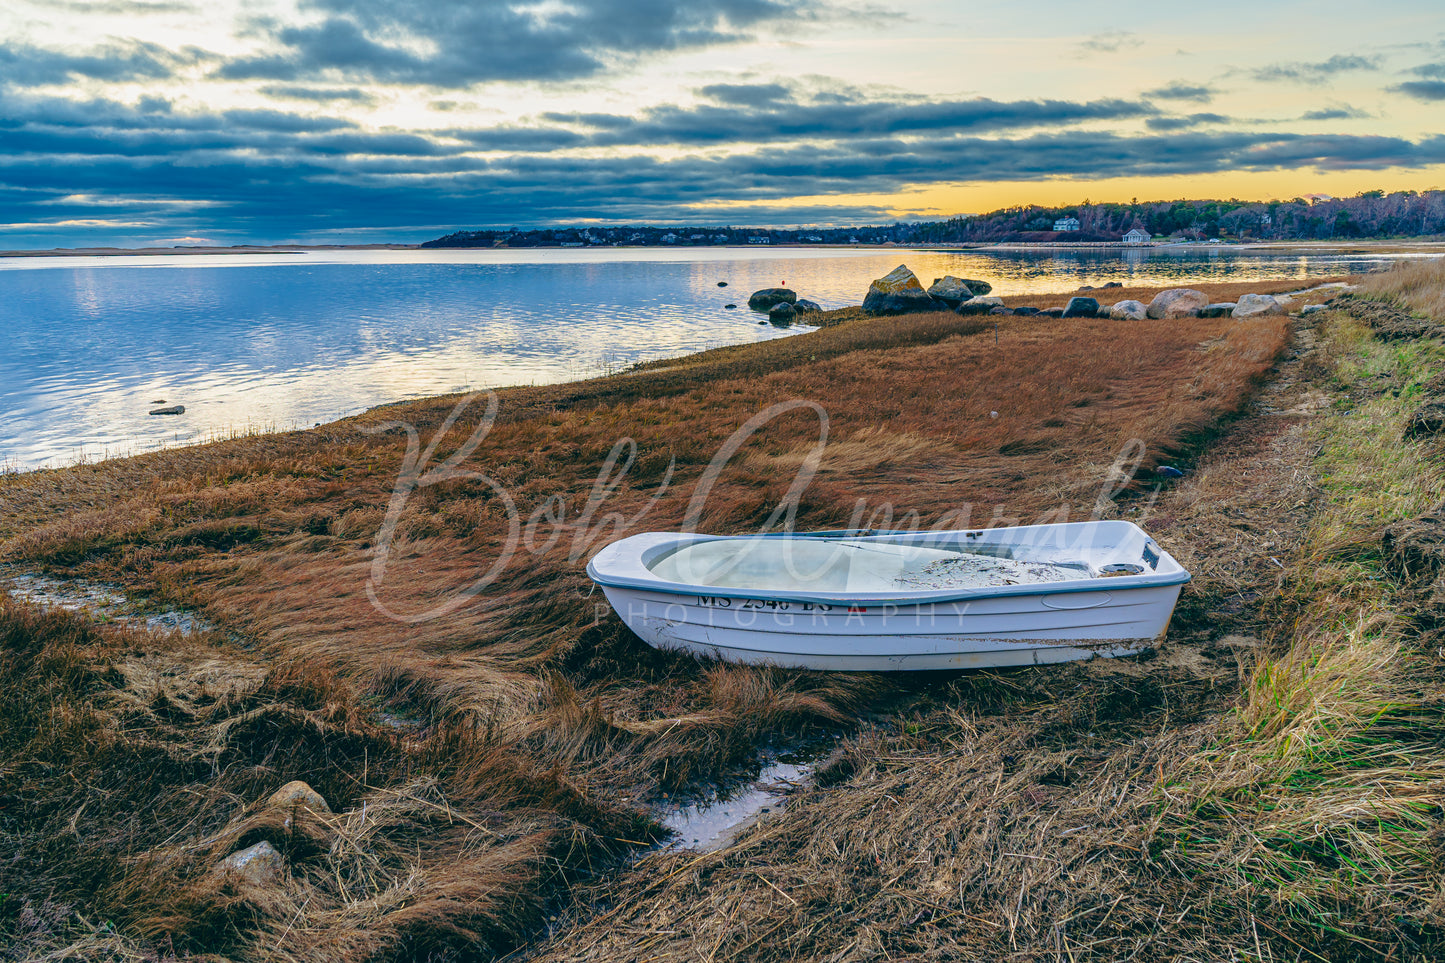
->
[5,238,1445,259]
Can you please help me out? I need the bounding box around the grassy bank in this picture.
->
[1,273,1432,959]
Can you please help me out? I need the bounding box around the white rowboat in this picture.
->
[586,521,1190,671]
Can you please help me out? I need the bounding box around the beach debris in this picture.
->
[955,295,1004,316]
[149,404,185,415]
[1199,302,1237,318]
[768,302,796,326]
[1062,296,1100,318]
[215,841,284,887]
[1156,465,1185,478]
[1233,293,1287,318]
[1109,300,1149,320]
[1147,288,1210,319]
[862,264,941,314]
[925,276,977,308]
[747,287,796,311]
[990,410,998,418]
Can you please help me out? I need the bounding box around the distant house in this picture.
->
[748,236,770,245]
[1054,216,1081,232]
[660,233,678,244]
[559,241,584,247]
[1124,228,1150,245]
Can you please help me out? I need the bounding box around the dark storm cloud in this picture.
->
[1145,113,1230,131]
[1392,79,1445,100]
[1252,54,1383,83]
[218,0,823,86]
[1144,81,1216,103]
[0,40,209,85]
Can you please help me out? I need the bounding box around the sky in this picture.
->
[1,0,1443,247]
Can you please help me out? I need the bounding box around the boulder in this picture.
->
[989,307,1014,315]
[959,278,992,295]
[149,404,185,416]
[1012,306,1041,316]
[956,296,1004,316]
[925,276,976,307]
[1109,300,1148,320]
[768,302,796,325]
[794,299,822,313]
[1102,281,1123,288]
[1077,285,1095,292]
[1232,294,1286,318]
[1199,303,1237,318]
[863,265,940,314]
[1040,308,1064,318]
[1062,297,1100,318]
[216,841,284,888]
[1147,289,1211,319]
[1301,304,1327,316]
[747,287,797,311]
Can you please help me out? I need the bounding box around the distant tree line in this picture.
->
[422,190,1445,248]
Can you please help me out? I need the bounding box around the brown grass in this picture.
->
[0,282,1303,959]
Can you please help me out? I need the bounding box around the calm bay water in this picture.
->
[0,245,1402,471]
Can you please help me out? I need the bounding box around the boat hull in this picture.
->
[598,581,1182,671]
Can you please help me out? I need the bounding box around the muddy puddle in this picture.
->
[1,571,214,634]
[657,742,833,851]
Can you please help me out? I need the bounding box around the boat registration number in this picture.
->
[694,596,834,612]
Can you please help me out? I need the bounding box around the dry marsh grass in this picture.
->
[0,280,1330,959]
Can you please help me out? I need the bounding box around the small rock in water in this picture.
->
[149,404,185,415]
[717,281,728,287]
[725,303,737,309]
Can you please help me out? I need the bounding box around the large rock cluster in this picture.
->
[860,266,993,315]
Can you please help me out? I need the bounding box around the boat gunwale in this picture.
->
[586,524,1191,608]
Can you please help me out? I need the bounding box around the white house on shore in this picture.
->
[1124,228,1151,245]
[1053,216,1080,232]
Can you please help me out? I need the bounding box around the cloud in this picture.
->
[1391,79,1445,100]
[1144,81,1216,103]
[538,87,1159,147]
[42,0,194,12]
[260,85,378,104]
[0,40,210,86]
[1145,113,1230,131]
[1301,105,1371,120]
[1078,31,1141,55]
[217,0,824,86]
[1252,53,1383,83]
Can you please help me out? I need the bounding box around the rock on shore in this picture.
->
[1147,289,1211,319]
[1233,294,1286,318]
[863,265,942,314]
[925,276,976,307]
[1109,300,1148,320]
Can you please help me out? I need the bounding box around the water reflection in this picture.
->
[0,246,1407,470]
